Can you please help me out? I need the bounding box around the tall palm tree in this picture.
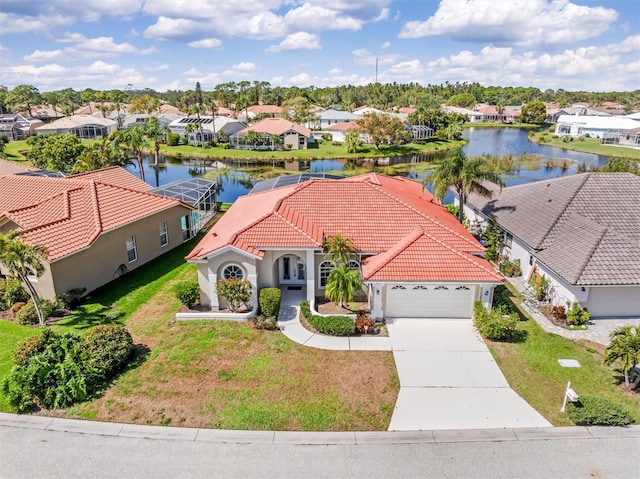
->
[0,231,48,326]
[427,148,505,223]
[605,326,640,389]
[117,126,146,181]
[187,104,205,148]
[144,118,169,166]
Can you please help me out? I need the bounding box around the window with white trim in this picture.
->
[319,261,334,288]
[126,236,137,263]
[159,222,168,247]
[222,264,244,280]
[504,232,513,249]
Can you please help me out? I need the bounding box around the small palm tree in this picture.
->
[0,231,48,326]
[117,126,146,181]
[605,326,640,389]
[324,234,357,266]
[427,148,505,223]
[325,263,361,309]
[144,118,169,166]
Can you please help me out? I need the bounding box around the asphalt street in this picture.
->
[1,424,638,479]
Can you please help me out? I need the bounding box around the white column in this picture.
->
[306,250,315,303]
[248,273,258,309]
[209,272,219,311]
[371,283,383,320]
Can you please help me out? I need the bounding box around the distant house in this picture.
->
[121,113,184,130]
[246,105,282,120]
[441,106,482,123]
[353,106,385,116]
[0,167,196,300]
[231,118,311,150]
[35,115,118,139]
[463,173,640,318]
[168,116,246,144]
[315,109,361,129]
[0,113,43,140]
[602,127,640,148]
[554,114,639,139]
[326,121,370,143]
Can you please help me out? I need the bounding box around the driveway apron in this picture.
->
[387,318,551,431]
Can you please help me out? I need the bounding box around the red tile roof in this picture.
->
[326,121,361,132]
[187,173,499,283]
[236,117,311,137]
[0,168,190,262]
[0,159,37,176]
[69,166,151,192]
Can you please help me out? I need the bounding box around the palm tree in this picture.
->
[427,148,505,223]
[71,135,131,173]
[187,104,205,148]
[605,326,640,389]
[325,263,361,309]
[117,126,146,181]
[0,231,48,326]
[324,234,357,266]
[144,118,169,166]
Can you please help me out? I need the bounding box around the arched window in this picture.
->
[318,261,334,288]
[391,285,406,290]
[455,286,470,291]
[348,260,360,270]
[413,285,428,290]
[222,264,244,280]
[434,285,449,290]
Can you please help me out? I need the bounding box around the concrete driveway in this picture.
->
[387,318,551,431]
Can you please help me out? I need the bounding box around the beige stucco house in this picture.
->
[0,167,195,299]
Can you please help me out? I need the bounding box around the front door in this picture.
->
[279,255,305,284]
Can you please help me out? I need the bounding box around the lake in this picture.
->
[126,128,611,203]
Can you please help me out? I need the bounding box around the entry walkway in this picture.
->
[277,286,391,351]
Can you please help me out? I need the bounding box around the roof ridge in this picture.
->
[88,180,104,243]
[364,227,424,279]
[7,191,72,234]
[273,210,323,246]
[532,173,590,250]
[366,180,482,251]
[574,226,608,285]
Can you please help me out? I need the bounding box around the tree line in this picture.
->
[1,81,638,117]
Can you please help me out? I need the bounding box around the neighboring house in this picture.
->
[168,116,246,144]
[463,173,640,318]
[554,114,640,139]
[0,113,43,140]
[246,105,282,120]
[352,106,385,116]
[121,113,184,130]
[602,127,640,148]
[325,121,370,143]
[28,105,65,121]
[186,173,502,319]
[35,115,118,139]
[0,167,195,300]
[231,117,312,150]
[0,159,38,176]
[441,106,482,122]
[315,109,361,129]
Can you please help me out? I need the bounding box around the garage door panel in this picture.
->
[385,284,474,318]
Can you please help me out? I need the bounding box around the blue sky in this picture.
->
[0,0,638,93]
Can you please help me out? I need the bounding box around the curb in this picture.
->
[1,413,639,445]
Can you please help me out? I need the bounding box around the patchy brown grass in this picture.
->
[68,277,399,431]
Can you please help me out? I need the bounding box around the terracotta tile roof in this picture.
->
[247,105,282,116]
[188,173,494,283]
[235,117,311,137]
[69,167,151,192]
[326,121,361,132]
[362,228,501,282]
[0,159,36,176]
[467,173,640,286]
[0,168,190,262]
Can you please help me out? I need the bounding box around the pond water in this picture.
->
[126,127,611,203]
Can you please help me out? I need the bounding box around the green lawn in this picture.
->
[486,285,640,426]
[530,131,640,160]
[0,322,40,410]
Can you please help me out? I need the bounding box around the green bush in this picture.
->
[175,280,200,309]
[499,259,521,277]
[299,301,355,336]
[259,288,281,318]
[81,324,134,385]
[1,329,88,412]
[566,301,590,326]
[485,245,499,262]
[59,287,86,309]
[0,277,28,308]
[15,301,39,325]
[474,301,523,341]
[166,132,181,146]
[252,314,278,330]
[566,395,634,426]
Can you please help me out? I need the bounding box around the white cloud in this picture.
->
[399,0,618,46]
[222,62,256,77]
[352,48,399,66]
[188,38,222,49]
[24,49,64,62]
[381,41,391,49]
[328,68,342,75]
[144,64,169,72]
[23,35,155,62]
[266,32,321,52]
[0,12,74,35]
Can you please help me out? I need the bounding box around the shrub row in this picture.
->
[1,325,135,413]
[474,301,523,341]
[300,301,355,336]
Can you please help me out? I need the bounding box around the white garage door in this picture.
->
[385,284,474,318]
[586,286,640,318]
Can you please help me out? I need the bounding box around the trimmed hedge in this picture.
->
[300,300,355,336]
[566,395,634,426]
[174,280,200,309]
[259,287,281,318]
